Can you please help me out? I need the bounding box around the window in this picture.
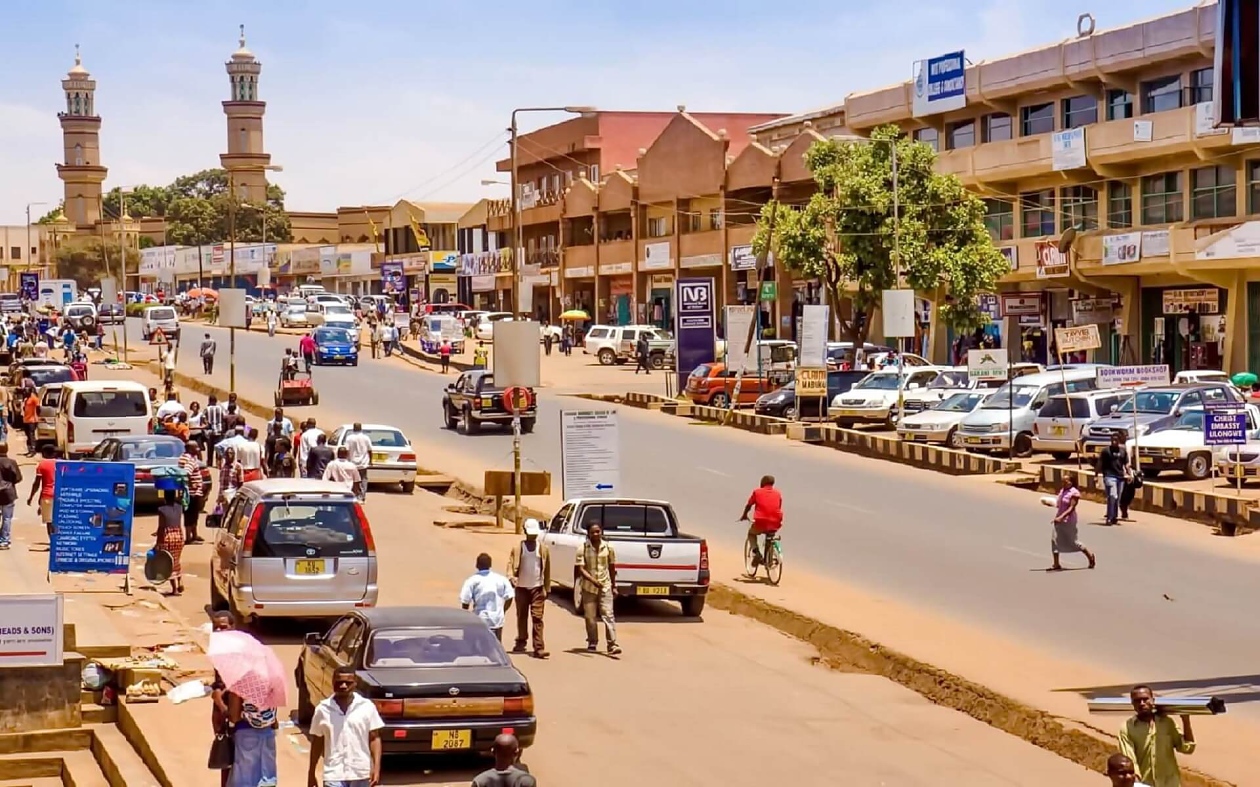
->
[588,164,600,182]
[1059,186,1099,230]
[9,247,19,261]
[250,502,367,558]
[1107,182,1134,228]
[946,120,975,150]
[983,199,1015,242]
[238,128,247,151]
[647,217,669,237]
[982,113,1012,142]
[1020,190,1056,238]
[912,127,939,152]
[1141,172,1184,224]
[1142,75,1183,113]
[1061,95,1098,129]
[1247,161,1260,213]
[1106,89,1135,121]
[1191,165,1237,219]
[1189,67,1214,105]
[708,208,723,231]
[73,144,83,166]
[684,213,701,232]
[72,391,149,418]
[1021,103,1055,136]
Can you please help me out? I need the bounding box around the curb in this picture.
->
[396,340,475,373]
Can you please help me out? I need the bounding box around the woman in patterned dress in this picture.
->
[155,489,184,595]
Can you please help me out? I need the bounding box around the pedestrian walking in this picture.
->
[297,419,320,472]
[156,489,185,596]
[471,734,536,787]
[207,611,236,787]
[307,665,384,787]
[576,523,620,655]
[377,321,390,358]
[1049,475,1095,570]
[237,428,264,482]
[306,434,335,480]
[634,333,651,375]
[459,553,514,641]
[1106,753,1143,787]
[266,309,277,338]
[27,444,57,538]
[508,519,551,659]
[439,340,452,373]
[179,442,206,544]
[21,387,39,456]
[203,395,225,464]
[1096,432,1130,525]
[322,446,361,491]
[0,443,23,550]
[473,341,489,370]
[1117,685,1195,787]
[368,318,379,359]
[268,431,295,479]
[200,333,217,375]
[162,344,177,396]
[344,423,373,501]
[300,333,317,372]
[543,328,554,356]
[218,447,244,506]
[226,685,279,787]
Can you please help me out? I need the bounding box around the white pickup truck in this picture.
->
[540,497,710,617]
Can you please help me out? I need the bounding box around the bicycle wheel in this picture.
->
[766,540,783,585]
[743,536,758,578]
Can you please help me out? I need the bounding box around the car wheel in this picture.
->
[401,480,415,494]
[947,428,962,448]
[274,392,282,407]
[710,392,730,408]
[462,408,480,435]
[1012,433,1034,458]
[782,405,796,420]
[680,596,706,617]
[836,419,855,429]
[649,354,664,370]
[1050,452,1072,462]
[311,393,320,406]
[1185,452,1212,481]
[570,578,583,616]
[598,348,616,366]
[443,403,458,430]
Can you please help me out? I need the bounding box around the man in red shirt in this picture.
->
[27,444,57,537]
[740,475,783,567]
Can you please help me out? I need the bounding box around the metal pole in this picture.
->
[512,410,523,534]
[25,205,32,283]
[725,180,780,424]
[1007,353,1013,452]
[229,172,237,394]
[511,111,522,317]
[891,140,906,426]
[120,195,129,362]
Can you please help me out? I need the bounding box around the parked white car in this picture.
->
[328,424,417,494]
[896,390,995,447]
[280,304,310,328]
[1134,404,1260,480]
[475,312,514,342]
[831,367,943,428]
[1174,369,1233,386]
[1031,390,1131,460]
[583,324,667,365]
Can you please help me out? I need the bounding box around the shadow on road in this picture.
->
[1056,674,1260,705]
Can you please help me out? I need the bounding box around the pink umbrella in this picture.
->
[207,630,289,709]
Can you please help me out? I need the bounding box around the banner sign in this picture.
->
[723,305,756,372]
[49,461,136,575]
[967,348,1009,380]
[1051,127,1087,171]
[1096,365,1171,388]
[728,245,759,272]
[796,367,827,397]
[1054,324,1101,354]
[912,51,967,118]
[19,272,38,302]
[381,261,404,295]
[674,277,716,391]
[799,304,829,368]
[0,594,64,668]
[1102,232,1142,265]
[1035,241,1070,278]
[560,410,621,498]
[1205,411,1249,446]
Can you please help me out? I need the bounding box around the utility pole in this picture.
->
[725,178,780,424]
[229,171,237,394]
[97,197,122,359]
[892,139,906,427]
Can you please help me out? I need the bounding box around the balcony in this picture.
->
[563,244,596,279]
[527,249,560,270]
[727,225,757,248]
[598,239,634,275]
[1088,105,1234,169]
[520,197,562,226]
[969,134,1054,185]
[934,147,976,187]
[679,230,723,269]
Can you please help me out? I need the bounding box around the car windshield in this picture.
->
[933,392,987,412]
[148,308,175,320]
[118,438,184,461]
[928,371,970,389]
[73,390,148,417]
[250,502,367,558]
[325,305,351,316]
[982,385,1039,409]
[365,626,509,668]
[1115,391,1180,414]
[28,367,75,387]
[577,504,673,535]
[854,374,904,390]
[315,328,352,344]
[1170,411,1206,430]
[363,429,407,447]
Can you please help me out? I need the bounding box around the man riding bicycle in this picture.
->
[740,475,783,567]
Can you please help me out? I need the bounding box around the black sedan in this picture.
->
[755,369,869,419]
[295,607,536,755]
[97,303,125,325]
[87,435,211,506]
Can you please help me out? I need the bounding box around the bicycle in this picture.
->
[743,529,783,586]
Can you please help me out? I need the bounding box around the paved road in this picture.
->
[143,321,1260,720]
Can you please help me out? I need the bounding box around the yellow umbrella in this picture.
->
[560,309,590,321]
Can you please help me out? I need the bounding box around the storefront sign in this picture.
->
[1205,411,1249,446]
[796,368,828,398]
[1163,288,1219,314]
[1142,230,1170,257]
[1054,324,1101,354]
[1196,220,1260,260]
[1071,297,1115,323]
[674,277,716,390]
[1051,127,1087,171]
[49,461,136,575]
[1102,232,1142,265]
[471,275,495,292]
[381,261,404,294]
[1034,242,1070,278]
[680,254,722,269]
[977,293,1000,319]
[0,594,64,668]
[912,51,967,118]
[967,348,1008,381]
[999,247,1017,271]
[650,274,674,289]
[639,241,672,271]
[1096,364,1171,388]
[798,304,829,368]
[759,281,777,302]
[601,262,633,276]
[729,245,758,271]
[1000,293,1042,317]
[564,266,594,279]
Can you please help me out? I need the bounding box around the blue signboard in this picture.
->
[1205,411,1249,446]
[19,272,38,302]
[674,277,716,392]
[912,51,967,118]
[49,461,136,575]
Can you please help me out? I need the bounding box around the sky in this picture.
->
[0,0,1196,224]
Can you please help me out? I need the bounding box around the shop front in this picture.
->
[601,262,634,325]
[638,242,673,329]
[427,250,459,305]
[1141,285,1226,374]
[564,266,595,320]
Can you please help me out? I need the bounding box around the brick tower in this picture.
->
[56,45,108,229]
[220,25,271,202]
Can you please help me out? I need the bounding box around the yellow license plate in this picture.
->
[371,452,387,463]
[293,559,325,575]
[431,729,471,750]
[636,586,670,596]
[1050,426,1067,436]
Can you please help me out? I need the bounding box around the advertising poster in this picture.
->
[723,305,756,372]
[1102,232,1142,265]
[1034,241,1070,278]
[560,410,620,498]
[912,51,967,118]
[0,594,64,668]
[19,272,38,302]
[49,461,136,575]
[674,277,716,391]
[798,304,830,368]
[381,261,404,295]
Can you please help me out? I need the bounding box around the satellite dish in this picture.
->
[1057,226,1079,255]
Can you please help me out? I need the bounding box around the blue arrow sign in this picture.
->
[594,483,614,491]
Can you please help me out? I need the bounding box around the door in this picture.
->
[247,500,369,603]
[214,494,249,597]
[617,329,639,358]
[310,616,356,701]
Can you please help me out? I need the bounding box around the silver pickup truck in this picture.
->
[540,497,710,617]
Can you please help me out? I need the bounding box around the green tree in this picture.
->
[54,238,140,290]
[753,124,1008,344]
[103,184,171,219]
[36,203,65,224]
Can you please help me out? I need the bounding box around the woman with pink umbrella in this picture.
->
[208,629,286,787]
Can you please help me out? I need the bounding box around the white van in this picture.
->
[957,368,1106,456]
[56,381,153,458]
[141,305,180,342]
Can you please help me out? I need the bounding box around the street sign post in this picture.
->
[970,348,1012,450]
[1052,327,1102,465]
[49,461,136,594]
[1206,408,1249,493]
[1095,365,1172,476]
[490,321,542,534]
[560,410,621,498]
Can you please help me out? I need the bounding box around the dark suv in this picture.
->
[755,370,869,420]
[1080,383,1243,455]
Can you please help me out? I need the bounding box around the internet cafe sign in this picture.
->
[1034,241,1070,278]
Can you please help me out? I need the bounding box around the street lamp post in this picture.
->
[227,164,283,394]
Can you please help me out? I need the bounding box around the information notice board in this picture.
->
[560,410,621,499]
[49,461,136,575]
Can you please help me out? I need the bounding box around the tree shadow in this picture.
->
[1056,674,1260,705]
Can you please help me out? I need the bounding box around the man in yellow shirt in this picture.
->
[1117,685,1195,787]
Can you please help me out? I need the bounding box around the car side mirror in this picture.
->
[304,632,322,648]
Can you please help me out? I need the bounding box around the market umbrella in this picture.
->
[560,309,590,321]
[186,287,218,300]
[1232,371,1258,388]
[207,630,289,709]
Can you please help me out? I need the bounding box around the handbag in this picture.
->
[207,727,234,770]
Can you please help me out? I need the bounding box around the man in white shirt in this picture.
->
[298,418,323,472]
[344,423,373,501]
[267,407,294,440]
[216,426,248,467]
[322,447,361,490]
[459,553,514,641]
[236,427,265,481]
[308,665,383,787]
[155,397,185,421]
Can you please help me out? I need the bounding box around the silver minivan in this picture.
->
[957,368,1105,456]
[209,479,378,622]
[1031,390,1131,460]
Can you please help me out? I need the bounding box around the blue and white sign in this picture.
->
[675,277,717,391]
[1051,127,1087,171]
[49,461,136,575]
[1205,411,1249,446]
[560,410,620,499]
[912,51,967,118]
[1095,365,1171,388]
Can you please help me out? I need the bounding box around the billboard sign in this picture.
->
[912,51,967,118]
[674,277,716,391]
[49,461,136,575]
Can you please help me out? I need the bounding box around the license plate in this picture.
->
[431,730,471,750]
[836,408,864,417]
[905,433,928,442]
[636,586,670,596]
[372,452,388,463]
[1050,426,1067,436]
[333,354,344,360]
[964,436,996,446]
[293,559,326,575]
